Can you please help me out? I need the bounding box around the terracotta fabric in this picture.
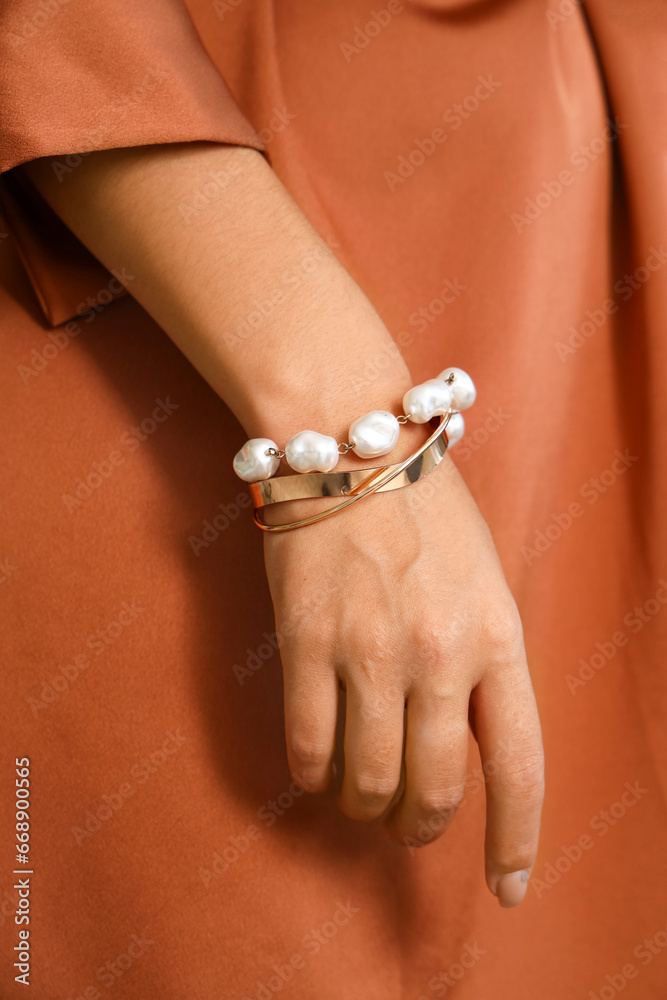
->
[1,1,666,997]
[0,0,264,325]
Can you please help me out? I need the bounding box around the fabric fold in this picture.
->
[0,0,264,325]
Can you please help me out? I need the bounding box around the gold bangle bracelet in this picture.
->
[251,411,453,532]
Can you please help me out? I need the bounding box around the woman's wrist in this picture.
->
[242,373,420,468]
[23,140,420,472]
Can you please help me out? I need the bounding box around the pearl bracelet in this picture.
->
[232,367,476,483]
[251,413,453,531]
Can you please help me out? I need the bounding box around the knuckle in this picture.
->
[351,773,399,805]
[412,616,457,671]
[291,622,334,659]
[497,752,545,798]
[350,623,394,667]
[287,733,330,769]
[480,606,525,659]
[415,783,466,821]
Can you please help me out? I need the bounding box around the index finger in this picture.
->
[471,662,545,907]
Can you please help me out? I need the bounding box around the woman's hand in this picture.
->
[23,141,544,905]
[264,452,544,908]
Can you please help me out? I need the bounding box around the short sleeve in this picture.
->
[0,0,264,325]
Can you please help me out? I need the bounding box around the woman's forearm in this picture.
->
[24,143,420,458]
[23,141,545,895]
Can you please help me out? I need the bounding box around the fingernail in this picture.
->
[495,870,530,908]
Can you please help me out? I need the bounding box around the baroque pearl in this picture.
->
[233,438,280,482]
[437,367,476,410]
[403,379,453,424]
[285,430,339,473]
[446,412,465,447]
[349,410,400,459]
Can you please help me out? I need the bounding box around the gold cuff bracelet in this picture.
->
[251,411,453,532]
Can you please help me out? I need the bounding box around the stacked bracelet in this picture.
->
[233,367,476,483]
[251,411,455,532]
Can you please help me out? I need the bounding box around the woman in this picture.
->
[1,0,665,997]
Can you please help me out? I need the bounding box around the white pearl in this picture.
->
[437,367,476,410]
[349,410,400,459]
[446,412,465,447]
[402,380,453,424]
[285,430,339,473]
[233,438,281,482]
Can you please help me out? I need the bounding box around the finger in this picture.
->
[283,654,339,793]
[386,688,469,848]
[472,664,544,907]
[338,675,405,821]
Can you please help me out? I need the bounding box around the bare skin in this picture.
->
[24,142,544,906]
